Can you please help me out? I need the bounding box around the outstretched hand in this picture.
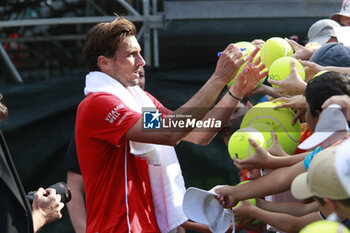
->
[267,131,288,157]
[246,84,281,99]
[322,95,350,121]
[233,200,255,225]
[214,44,247,85]
[251,39,265,48]
[267,59,307,96]
[232,138,274,170]
[232,47,268,96]
[234,201,266,231]
[286,38,314,60]
[299,59,325,73]
[299,59,326,81]
[214,185,238,209]
[272,95,307,125]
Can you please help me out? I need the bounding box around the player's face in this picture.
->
[108,36,146,87]
[339,16,350,26]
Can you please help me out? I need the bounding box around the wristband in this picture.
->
[227,87,242,101]
[318,211,326,220]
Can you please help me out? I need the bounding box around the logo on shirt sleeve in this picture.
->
[105,104,124,124]
[143,110,161,129]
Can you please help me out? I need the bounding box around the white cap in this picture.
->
[308,19,341,46]
[182,186,233,233]
[298,104,348,150]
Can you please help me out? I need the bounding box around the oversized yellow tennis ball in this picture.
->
[260,37,294,68]
[227,41,268,89]
[234,180,261,225]
[228,127,265,160]
[268,56,305,88]
[300,220,350,233]
[240,101,301,154]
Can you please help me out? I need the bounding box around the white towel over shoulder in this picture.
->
[84,71,187,233]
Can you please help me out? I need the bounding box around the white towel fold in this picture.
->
[84,71,188,233]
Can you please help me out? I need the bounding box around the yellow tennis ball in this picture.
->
[234,180,261,225]
[228,127,265,160]
[235,41,257,53]
[249,123,273,149]
[240,101,301,154]
[300,220,350,233]
[260,37,294,68]
[227,41,268,89]
[268,56,305,88]
[305,42,321,51]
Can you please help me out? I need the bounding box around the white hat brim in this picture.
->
[182,186,232,233]
[183,187,213,225]
[291,172,313,200]
[308,36,332,46]
[298,132,333,150]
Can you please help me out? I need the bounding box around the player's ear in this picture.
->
[97,55,110,72]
